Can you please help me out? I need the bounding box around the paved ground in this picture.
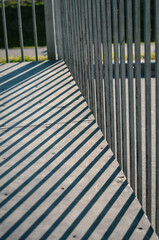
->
[0,44,155,59]
[0,47,47,58]
[0,60,158,239]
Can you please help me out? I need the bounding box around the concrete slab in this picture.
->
[0,61,158,239]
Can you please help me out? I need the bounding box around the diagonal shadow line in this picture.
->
[0,112,93,212]
[0,83,78,137]
[0,134,104,240]
[0,63,55,98]
[0,90,84,156]
[143,226,154,240]
[0,78,73,128]
[0,104,90,179]
[0,61,64,99]
[101,193,136,240]
[1,75,71,128]
[0,62,57,95]
[0,118,96,223]
[1,71,71,121]
[1,63,67,104]
[81,180,128,240]
[1,69,69,116]
[0,61,43,84]
[0,96,85,173]
[40,158,118,240]
[0,60,59,85]
[0,87,80,147]
[0,62,21,74]
[1,66,68,111]
[0,88,81,155]
[122,208,144,240]
[0,120,98,203]
[58,167,121,240]
[19,146,111,240]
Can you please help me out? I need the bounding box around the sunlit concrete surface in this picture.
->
[0,60,158,239]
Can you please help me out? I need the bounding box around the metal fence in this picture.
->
[1,0,44,61]
[51,0,159,235]
[1,0,159,236]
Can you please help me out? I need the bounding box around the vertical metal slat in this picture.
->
[155,0,159,235]
[1,0,9,63]
[119,0,127,176]
[81,0,88,103]
[144,0,152,222]
[77,0,84,97]
[92,0,100,125]
[54,0,63,59]
[75,0,83,92]
[17,0,24,61]
[101,0,111,143]
[70,0,76,78]
[112,0,122,166]
[134,0,142,206]
[31,0,38,61]
[106,0,115,155]
[71,0,78,82]
[96,0,104,133]
[84,0,90,108]
[60,0,65,60]
[65,0,71,69]
[67,0,72,74]
[126,0,136,192]
[64,1,70,66]
[87,0,96,117]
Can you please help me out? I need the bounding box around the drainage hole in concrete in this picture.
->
[4,193,8,196]
[138,227,143,230]
[72,235,77,238]
[61,187,65,190]
[117,176,125,179]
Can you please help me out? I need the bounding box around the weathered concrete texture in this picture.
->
[0,61,158,239]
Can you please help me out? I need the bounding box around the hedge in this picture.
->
[0,0,46,48]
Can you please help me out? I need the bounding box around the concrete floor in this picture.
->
[0,60,158,239]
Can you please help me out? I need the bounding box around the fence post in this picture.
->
[54,0,63,59]
[44,0,56,60]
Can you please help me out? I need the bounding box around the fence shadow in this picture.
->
[0,61,155,239]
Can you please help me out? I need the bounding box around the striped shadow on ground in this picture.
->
[0,61,157,239]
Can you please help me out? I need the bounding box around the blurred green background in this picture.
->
[0,0,46,48]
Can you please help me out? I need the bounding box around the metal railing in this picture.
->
[50,0,159,235]
[0,0,45,62]
[1,0,159,236]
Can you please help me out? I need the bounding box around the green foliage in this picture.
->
[0,1,44,8]
[0,53,155,64]
[0,55,48,63]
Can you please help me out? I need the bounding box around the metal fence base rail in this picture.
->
[53,0,159,236]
